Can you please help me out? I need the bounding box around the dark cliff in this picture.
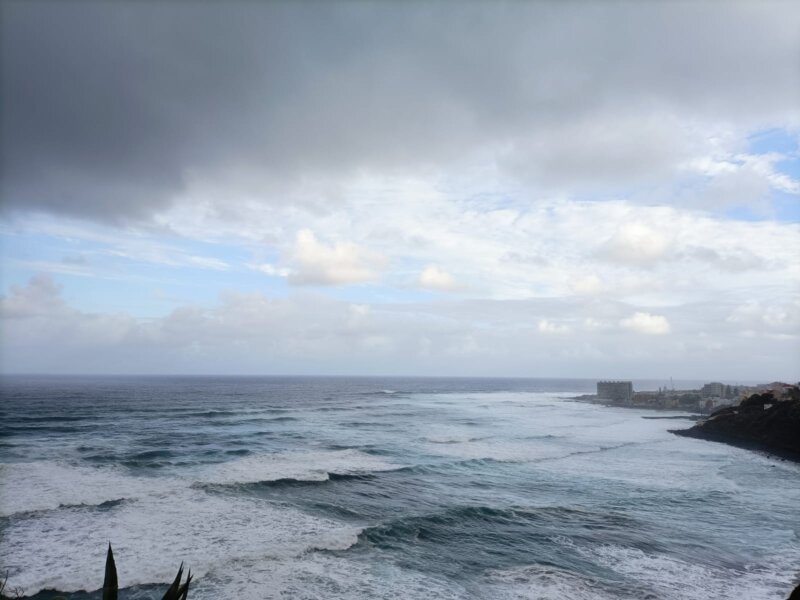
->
[672,386,800,461]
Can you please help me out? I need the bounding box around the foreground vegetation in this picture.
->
[1,545,190,600]
[101,545,191,600]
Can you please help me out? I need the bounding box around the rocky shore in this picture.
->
[671,385,800,462]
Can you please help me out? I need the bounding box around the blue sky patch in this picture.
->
[748,127,799,156]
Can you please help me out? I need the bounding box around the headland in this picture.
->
[576,379,800,462]
[672,385,800,462]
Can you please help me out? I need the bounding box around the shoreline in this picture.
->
[670,427,800,463]
[571,387,800,464]
[567,394,707,416]
[674,387,800,463]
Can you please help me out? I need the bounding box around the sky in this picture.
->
[1,1,799,380]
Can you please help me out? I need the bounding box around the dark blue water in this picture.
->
[1,376,798,599]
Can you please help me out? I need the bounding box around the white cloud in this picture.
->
[599,223,671,267]
[419,265,459,292]
[2,276,799,379]
[104,244,231,271]
[681,246,765,273]
[9,259,95,278]
[286,229,387,286]
[0,275,66,318]
[185,255,229,271]
[5,1,799,229]
[619,312,671,335]
[688,151,800,198]
[3,3,800,381]
[743,153,799,194]
[537,319,570,334]
[252,263,291,278]
[11,188,799,312]
[726,300,800,331]
[573,274,603,295]
[583,318,609,332]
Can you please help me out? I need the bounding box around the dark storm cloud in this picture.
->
[2,1,339,220]
[2,1,799,222]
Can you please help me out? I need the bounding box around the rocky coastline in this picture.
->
[671,385,800,462]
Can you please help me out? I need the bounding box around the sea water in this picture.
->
[1,376,798,599]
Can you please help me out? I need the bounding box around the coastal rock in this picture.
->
[672,386,800,461]
[789,581,800,600]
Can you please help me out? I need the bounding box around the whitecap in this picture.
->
[0,461,174,517]
[196,448,402,485]
[1,480,362,596]
[189,553,469,600]
[576,543,800,600]
[482,564,636,600]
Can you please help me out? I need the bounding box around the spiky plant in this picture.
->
[102,545,191,600]
[102,545,117,600]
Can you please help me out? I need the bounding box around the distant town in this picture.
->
[580,380,799,413]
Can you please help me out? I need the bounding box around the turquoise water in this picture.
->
[1,376,798,599]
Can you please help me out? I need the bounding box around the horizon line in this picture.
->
[1,372,788,385]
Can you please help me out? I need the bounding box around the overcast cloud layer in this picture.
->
[1,1,799,380]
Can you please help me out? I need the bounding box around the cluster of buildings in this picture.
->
[593,380,792,413]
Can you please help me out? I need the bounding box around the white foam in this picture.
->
[415,392,691,466]
[422,438,570,462]
[422,434,486,444]
[5,391,799,599]
[420,435,642,465]
[483,564,632,600]
[577,543,800,600]
[0,461,174,517]
[197,449,400,485]
[1,477,361,595]
[189,553,469,600]
[541,437,749,493]
[1,453,404,595]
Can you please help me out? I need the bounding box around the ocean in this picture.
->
[1,376,798,599]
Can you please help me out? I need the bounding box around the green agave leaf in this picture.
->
[177,570,192,600]
[161,563,185,600]
[102,544,118,600]
[99,543,189,599]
